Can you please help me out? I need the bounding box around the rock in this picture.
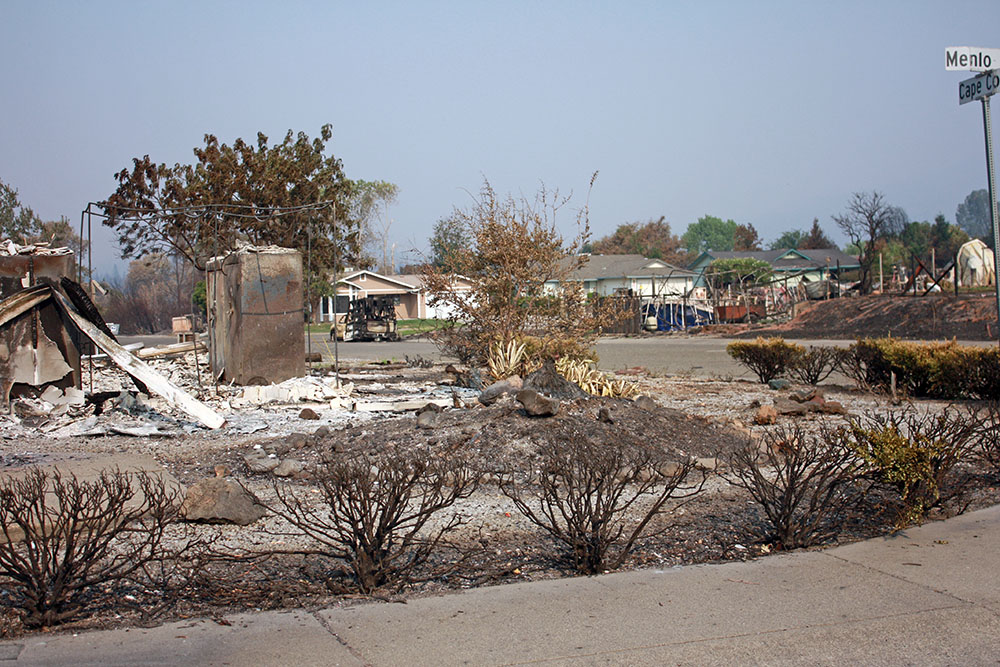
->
[695,457,719,472]
[754,404,778,425]
[633,395,658,411]
[597,406,615,424]
[789,388,823,403]
[288,432,311,450]
[659,461,687,478]
[415,402,444,429]
[299,407,320,420]
[313,425,332,439]
[523,361,587,400]
[243,451,280,474]
[478,376,523,406]
[774,398,809,416]
[214,464,230,478]
[813,400,848,415]
[416,410,442,429]
[445,365,484,390]
[768,378,792,390]
[273,459,305,478]
[181,477,265,525]
[516,389,560,417]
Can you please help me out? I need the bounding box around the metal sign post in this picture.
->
[950,47,1000,343]
[983,95,1000,343]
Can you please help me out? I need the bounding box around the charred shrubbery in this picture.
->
[498,438,704,574]
[0,468,182,628]
[847,406,981,525]
[727,427,865,549]
[266,443,479,593]
[976,403,1000,475]
[788,346,846,386]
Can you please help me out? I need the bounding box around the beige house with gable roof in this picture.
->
[319,270,474,321]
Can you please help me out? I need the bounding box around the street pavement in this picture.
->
[4,504,999,666]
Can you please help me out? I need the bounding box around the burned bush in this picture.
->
[0,468,181,627]
[266,442,478,593]
[847,406,981,526]
[727,426,865,549]
[498,436,704,575]
[788,346,846,386]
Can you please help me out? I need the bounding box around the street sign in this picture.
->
[959,71,1000,105]
[946,46,1000,71]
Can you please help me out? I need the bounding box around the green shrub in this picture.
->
[727,337,804,384]
[839,338,1000,400]
[846,407,979,526]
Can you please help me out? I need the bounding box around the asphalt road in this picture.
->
[121,333,996,381]
[306,333,859,380]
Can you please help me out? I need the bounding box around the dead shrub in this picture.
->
[788,346,846,385]
[974,402,1000,475]
[265,443,479,593]
[0,468,181,627]
[422,177,621,368]
[846,406,981,526]
[498,438,704,574]
[726,427,865,548]
[726,337,804,384]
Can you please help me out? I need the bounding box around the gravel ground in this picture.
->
[1,356,997,638]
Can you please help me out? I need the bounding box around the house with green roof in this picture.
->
[688,248,860,287]
[544,254,704,299]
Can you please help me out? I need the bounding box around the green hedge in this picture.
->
[842,338,1000,400]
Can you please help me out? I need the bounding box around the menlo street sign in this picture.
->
[946,46,1000,71]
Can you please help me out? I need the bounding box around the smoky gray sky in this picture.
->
[2,0,999,274]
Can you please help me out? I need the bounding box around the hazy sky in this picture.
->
[3,1,999,274]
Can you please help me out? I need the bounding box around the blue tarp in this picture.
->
[646,303,715,331]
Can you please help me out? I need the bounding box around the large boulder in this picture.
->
[181,477,265,525]
[478,376,523,406]
[516,389,560,417]
[523,361,587,400]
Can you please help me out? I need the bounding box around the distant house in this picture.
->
[544,254,703,299]
[319,270,473,321]
[688,248,860,287]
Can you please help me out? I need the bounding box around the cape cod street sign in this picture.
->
[959,71,1000,105]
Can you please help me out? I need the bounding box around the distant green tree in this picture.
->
[704,257,772,288]
[590,216,688,264]
[768,229,805,250]
[956,189,994,240]
[682,215,738,253]
[799,218,836,249]
[883,206,910,238]
[349,179,399,273]
[931,214,970,260]
[0,178,41,242]
[733,223,762,251]
[900,221,933,260]
[429,213,471,273]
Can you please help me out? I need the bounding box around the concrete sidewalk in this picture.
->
[3,505,999,666]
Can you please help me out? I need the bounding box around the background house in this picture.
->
[545,254,703,299]
[318,270,473,321]
[689,248,860,287]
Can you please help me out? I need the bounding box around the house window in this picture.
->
[359,274,367,282]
